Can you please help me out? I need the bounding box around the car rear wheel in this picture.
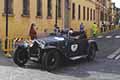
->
[41,50,61,71]
[13,47,28,67]
[87,44,96,61]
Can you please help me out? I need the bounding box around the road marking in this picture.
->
[107,48,120,59]
[115,35,120,39]
[115,54,120,60]
[106,36,112,38]
[97,36,103,38]
[97,35,120,39]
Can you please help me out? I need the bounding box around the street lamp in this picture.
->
[55,0,58,27]
[5,0,9,53]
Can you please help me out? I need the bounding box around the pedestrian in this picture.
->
[29,23,38,40]
[43,29,48,37]
[54,24,60,34]
[109,22,112,31]
[101,22,104,32]
[91,22,98,37]
[79,22,87,38]
[80,22,85,32]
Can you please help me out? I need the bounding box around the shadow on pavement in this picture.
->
[52,58,120,78]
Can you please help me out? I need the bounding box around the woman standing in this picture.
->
[29,23,37,40]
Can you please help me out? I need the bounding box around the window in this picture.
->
[47,0,52,17]
[58,0,61,18]
[78,5,81,20]
[90,9,92,20]
[37,0,42,16]
[93,10,95,20]
[83,6,86,20]
[4,0,13,14]
[72,3,75,19]
[23,0,30,16]
[87,8,89,21]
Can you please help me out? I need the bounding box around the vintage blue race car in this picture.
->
[13,31,98,71]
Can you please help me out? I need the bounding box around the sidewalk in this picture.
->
[0,51,15,67]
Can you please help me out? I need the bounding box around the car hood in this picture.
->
[35,36,65,43]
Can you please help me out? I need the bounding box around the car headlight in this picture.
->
[34,40,46,49]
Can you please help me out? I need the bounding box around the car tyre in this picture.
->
[87,44,96,61]
[13,47,28,67]
[41,50,61,71]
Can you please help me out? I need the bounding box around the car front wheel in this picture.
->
[13,47,28,67]
[41,50,61,71]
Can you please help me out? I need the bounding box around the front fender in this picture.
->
[88,40,98,51]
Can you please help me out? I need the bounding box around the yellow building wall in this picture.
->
[70,0,96,37]
[0,0,63,40]
[0,0,97,51]
[0,0,96,40]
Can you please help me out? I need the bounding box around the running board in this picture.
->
[30,57,39,61]
[70,55,87,60]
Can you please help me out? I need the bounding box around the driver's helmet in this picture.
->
[69,30,73,34]
[69,28,74,34]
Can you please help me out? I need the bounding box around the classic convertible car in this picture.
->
[13,31,98,71]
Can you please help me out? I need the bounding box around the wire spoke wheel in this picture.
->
[13,48,28,67]
[42,50,60,71]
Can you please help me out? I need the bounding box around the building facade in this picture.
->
[0,0,64,39]
[116,8,120,25]
[0,0,97,41]
[112,3,120,26]
[68,0,96,36]
[95,0,112,29]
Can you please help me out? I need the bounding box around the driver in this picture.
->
[69,28,74,34]
[68,28,74,38]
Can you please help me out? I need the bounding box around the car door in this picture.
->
[66,38,80,57]
[66,37,88,57]
[78,38,88,55]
